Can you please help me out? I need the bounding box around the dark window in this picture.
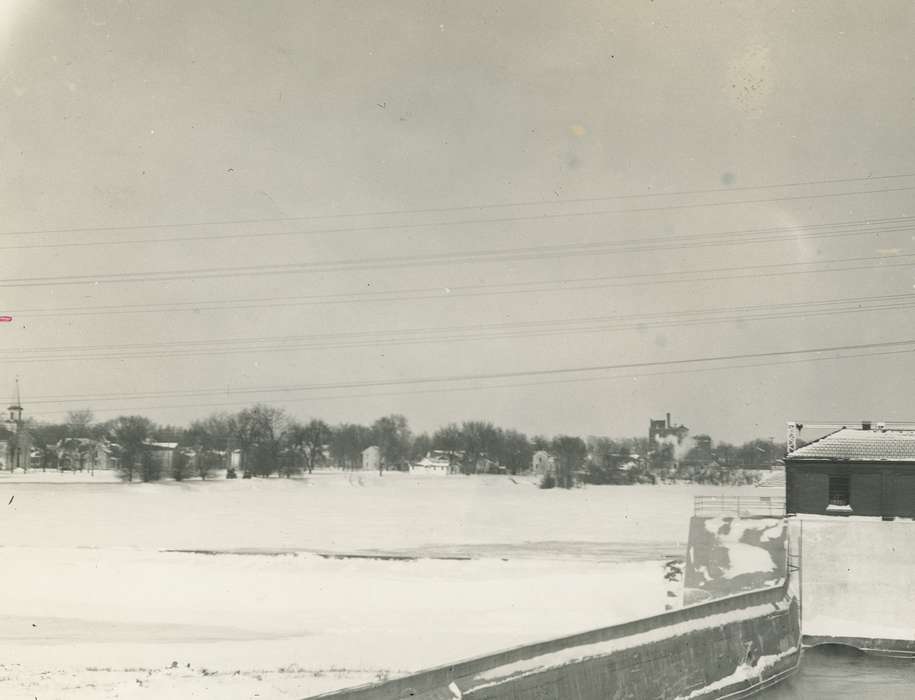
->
[828,476,850,507]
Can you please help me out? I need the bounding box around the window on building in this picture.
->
[828,475,851,507]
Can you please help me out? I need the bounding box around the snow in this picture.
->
[701,518,782,579]
[825,504,853,513]
[467,599,792,693]
[803,615,915,643]
[787,427,915,462]
[0,473,765,698]
[676,647,798,699]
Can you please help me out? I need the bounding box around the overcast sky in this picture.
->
[2,1,914,443]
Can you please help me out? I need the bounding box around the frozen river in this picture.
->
[10,470,892,699]
[0,471,758,698]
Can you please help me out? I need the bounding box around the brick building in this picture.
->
[785,423,915,518]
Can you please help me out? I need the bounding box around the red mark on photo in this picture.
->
[0,316,12,323]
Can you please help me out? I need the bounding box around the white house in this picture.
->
[531,450,556,476]
[362,445,381,471]
[413,451,451,474]
[55,438,117,471]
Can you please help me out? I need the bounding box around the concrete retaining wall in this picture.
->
[793,516,915,653]
[308,577,800,700]
[684,516,787,606]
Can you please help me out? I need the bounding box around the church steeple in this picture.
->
[7,378,22,424]
[5,379,24,471]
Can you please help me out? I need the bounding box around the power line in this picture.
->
[3,208,912,255]
[4,172,914,238]
[5,304,914,364]
[6,249,915,316]
[21,337,915,405]
[2,218,914,289]
[3,188,915,253]
[795,422,915,427]
[24,344,915,418]
[4,291,914,361]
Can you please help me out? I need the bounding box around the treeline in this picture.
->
[26,406,588,483]
[25,406,784,486]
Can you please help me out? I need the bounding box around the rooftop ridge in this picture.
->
[787,426,915,463]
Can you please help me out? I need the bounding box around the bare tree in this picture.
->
[183,413,237,479]
[109,415,155,482]
[66,409,94,439]
[459,421,500,474]
[171,450,194,481]
[551,435,587,489]
[330,423,373,469]
[433,423,463,472]
[410,432,432,462]
[372,415,411,471]
[234,404,287,477]
[296,419,331,474]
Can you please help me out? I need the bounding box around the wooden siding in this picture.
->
[892,474,915,518]
[786,461,915,518]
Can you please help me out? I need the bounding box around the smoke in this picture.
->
[656,434,695,461]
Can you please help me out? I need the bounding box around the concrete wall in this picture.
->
[308,577,800,700]
[684,516,786,606]
[793,517,915,653]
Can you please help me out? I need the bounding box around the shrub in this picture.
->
[539,473,556,489]
[172,451,193,481]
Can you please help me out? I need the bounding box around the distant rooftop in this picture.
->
[787,427,915,463]
[144,441,178,450]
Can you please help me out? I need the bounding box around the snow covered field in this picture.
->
[0,471,766,699]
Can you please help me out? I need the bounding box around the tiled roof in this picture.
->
[787,428,915,463]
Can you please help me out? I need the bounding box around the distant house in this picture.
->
[55,438,117,472]
[0,425,30,470]
[0,426,13,469]
[786,423,915,518]
[142,441,177,473]
[474,456,503,474]
[608,452,639,472]
[362,445,381,472]
[413,451,450,474]
[531,450,556,476]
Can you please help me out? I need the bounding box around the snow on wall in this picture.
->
[676,647,798,700]
[466,599,792,692]
[684,517,787,605]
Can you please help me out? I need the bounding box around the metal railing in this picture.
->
[694,495,786,517]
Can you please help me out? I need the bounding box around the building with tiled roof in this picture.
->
[785,424,915,518]
[788,426,915,463]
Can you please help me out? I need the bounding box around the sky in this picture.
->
[2,0,914,443]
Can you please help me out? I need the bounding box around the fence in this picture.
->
[694,495,786,517]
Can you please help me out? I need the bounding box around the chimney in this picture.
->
[666,412,671,428]
[862,420,872,430]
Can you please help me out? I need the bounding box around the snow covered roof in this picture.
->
[144,441,178,450]
[787,427,915,463]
